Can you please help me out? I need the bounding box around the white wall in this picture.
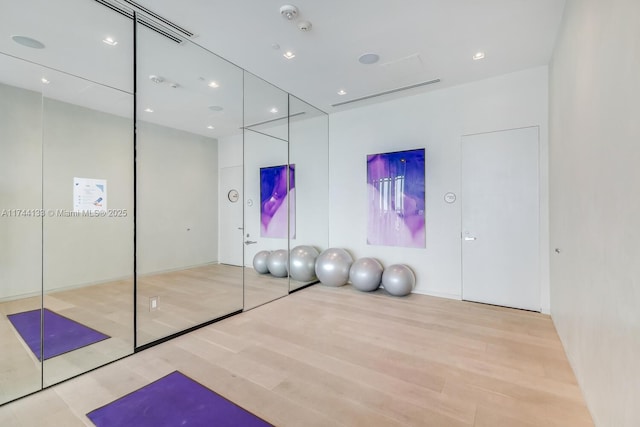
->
[218,115,330,267]
[42,97,134,291]
[549,0,640,425]
[329,67,550,308]
[0,85,133,298]
[137,121,218,274]
[0,83,43,299]
[1,82,220,297]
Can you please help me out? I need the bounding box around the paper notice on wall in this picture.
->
[74,177,107,213]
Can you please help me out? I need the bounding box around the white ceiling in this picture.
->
[136,0,566,111]
[0,0,566,138]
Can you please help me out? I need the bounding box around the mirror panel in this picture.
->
[0,53,44,404]
[135,22,244,346]
[41,68,134,387]
[243,72,290,309]
[288,96,329,291]
[0,0,329,405]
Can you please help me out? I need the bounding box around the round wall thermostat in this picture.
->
[444,192,457,204]
[227,189,239,202]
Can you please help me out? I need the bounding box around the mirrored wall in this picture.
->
[0,0,134,403]
[0,0,327,406]
[134,17,245,347]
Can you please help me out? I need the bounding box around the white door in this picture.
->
[461,127,540,311]
[219,166,243,266]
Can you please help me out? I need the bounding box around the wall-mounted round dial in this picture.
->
[227,189,239,202]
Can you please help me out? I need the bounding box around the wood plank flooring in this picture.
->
[0,264,288,404]
[0,284,594,426]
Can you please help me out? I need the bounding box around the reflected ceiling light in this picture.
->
[472,51,486,60]
[207,125,215,130]
[102,37,118,46]
[337,89,347,96]
[270,107,279,114]
[144,108,154,113]
[208,81,219,88]
[283,51,296,59]
[40,78,50,85]
[358,53,379,65]
[11,35,45,49]
[149,75,164,84]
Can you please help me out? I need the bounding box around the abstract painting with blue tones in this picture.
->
[367,149,425,248]
[260,164,295,238]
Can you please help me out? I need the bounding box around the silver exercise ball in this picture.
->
[349,257,383,292]
[267,249,289,277]
[289,245,319,282]
[315,248,353,287]
[382,264,416,296]
[253,250,271,274]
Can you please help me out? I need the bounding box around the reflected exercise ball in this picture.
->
[382,264,416,296]
[289,245,319,282]
[253,250,271,274]
[315,248,353,287]
[349,257,383,292]
[267,249,289,277]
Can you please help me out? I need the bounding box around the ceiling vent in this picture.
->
[121,0,195,38]
[93,0,193,44]
[331,79,441,107]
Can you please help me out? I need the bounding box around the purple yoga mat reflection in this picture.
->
[7,308,110,360]
[367,149,425,248]
[87,371,273,427]
[260,164,295,238]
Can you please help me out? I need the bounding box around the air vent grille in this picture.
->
[93,0,192,44]
[332,79,441,107]
[94,0,133,19]
[122,0,194,38]
[137,16,183,44]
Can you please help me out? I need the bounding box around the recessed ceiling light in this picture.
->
[102,37,118,46]
[208,105,224,112]
[337,89,347,96]
[270,107,279,114]
[208,81,219,88]
[358,53,379,65]
[473,52,486,60]
[283,51,296,59]
[11,35,45,49]
[40,78,50,85]
[144,108,154,113]
[207,125,215,130]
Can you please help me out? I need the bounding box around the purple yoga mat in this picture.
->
[7,308,110,360]
[87,371,273,427]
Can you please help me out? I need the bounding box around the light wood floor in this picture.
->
[0,264,288,405]
[0,285,593,426]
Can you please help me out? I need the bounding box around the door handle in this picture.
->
[244,240,257,245]
[464,236,477,241]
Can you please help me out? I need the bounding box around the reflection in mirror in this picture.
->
[41,68,134,387]
[135,22,244,346]
[243,72,289,141]
[0,54,44,405]
[288,96,329,292]
[0,0,135,402]
[242,72,290,309]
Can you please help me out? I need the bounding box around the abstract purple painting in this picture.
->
[367,149,425,248]
[260,164,295,238]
